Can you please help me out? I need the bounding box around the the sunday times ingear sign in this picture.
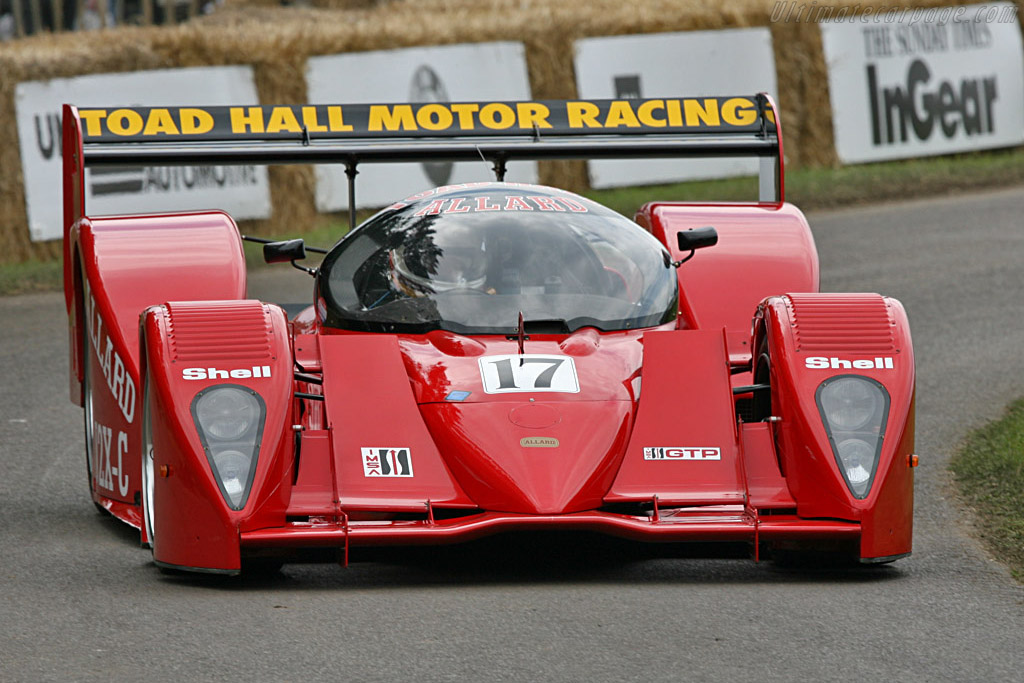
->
[574,28,778,188]
[306,42,536,211]
[16,66,271,242]
[821,3,1024,164]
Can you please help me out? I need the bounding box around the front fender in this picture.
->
[142,300,294,572]
[760,293,916,560]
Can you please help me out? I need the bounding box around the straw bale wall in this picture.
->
[0,0,1011,263]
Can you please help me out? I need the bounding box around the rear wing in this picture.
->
[62,95,783,291]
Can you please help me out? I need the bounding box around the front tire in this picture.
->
[141,370,157,550]
[751,334,772,423]
[82,308,96,494]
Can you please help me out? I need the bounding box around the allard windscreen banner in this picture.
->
[306,41,536,211]
[820,2,1024,164]
[15,66,271,242]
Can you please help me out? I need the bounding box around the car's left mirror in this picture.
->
[677,226,718,252]
[263,239,307,264]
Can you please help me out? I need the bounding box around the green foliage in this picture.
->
[0,259,62,296]
[585,147,1024,215]
[950,399,1024,582]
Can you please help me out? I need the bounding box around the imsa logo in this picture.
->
[361,448,414,477]
[644,447,721,461]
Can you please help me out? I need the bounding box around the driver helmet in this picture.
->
[389,230,488,296]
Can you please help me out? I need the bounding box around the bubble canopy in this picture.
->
[316,183,679,335]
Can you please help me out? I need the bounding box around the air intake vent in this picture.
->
[787,294,895,353]
[166,301,274,362]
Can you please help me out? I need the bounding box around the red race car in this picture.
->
[61,96,916,575]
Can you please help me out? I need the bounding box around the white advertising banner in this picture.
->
[821,3,1024,163]
[16,66,271,242]
[573,28,778,188]
[307,42,536,212]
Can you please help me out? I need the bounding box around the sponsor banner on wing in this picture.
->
[75,99,764,141]
[306,41,537,210]
[15,66,271,242]
[820,3,1024,164]
[573,28,778,188]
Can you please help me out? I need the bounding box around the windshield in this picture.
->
[317,182,678,334]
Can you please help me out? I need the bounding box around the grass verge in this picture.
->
[0,258,63,297]
[585,146,1024,215]
[4,147,1024,296]
[949,399,1024,582]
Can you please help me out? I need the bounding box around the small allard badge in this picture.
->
[520,437,559,448]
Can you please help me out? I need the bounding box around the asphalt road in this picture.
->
[2,188,1023,682]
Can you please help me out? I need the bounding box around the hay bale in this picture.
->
[0,28,172,264]
[771,17,838,169]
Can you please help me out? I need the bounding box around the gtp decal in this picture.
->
[478,355,579,394]
[361,448,414,477]
[643,447,721,461]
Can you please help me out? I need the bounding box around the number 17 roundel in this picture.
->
[478,355,580,394]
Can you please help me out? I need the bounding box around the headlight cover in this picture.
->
[816,376,889,499]
[191,385,266,510]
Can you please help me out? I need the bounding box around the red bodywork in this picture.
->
[61,98,916,574]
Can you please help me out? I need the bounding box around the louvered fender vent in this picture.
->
[165,301,275,362]
[785,294,896,354]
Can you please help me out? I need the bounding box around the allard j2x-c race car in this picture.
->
[62,95,916,574]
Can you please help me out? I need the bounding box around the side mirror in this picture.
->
[263,239,307,264]
[677,226,718,252]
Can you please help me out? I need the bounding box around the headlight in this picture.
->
[816,376,889,499]
[197,387,260,440]
[818,376,877,431]
[835,438,875,488]
[192,386,265,510]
